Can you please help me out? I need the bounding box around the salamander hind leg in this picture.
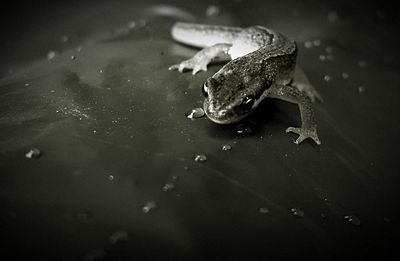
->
[291,66,323,103]
[169,43,231,75]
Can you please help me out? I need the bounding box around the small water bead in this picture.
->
[358,86,365,94]
[341,72,349,79]
[259,207,269,214]
[236,124,252,134]
[162,182,175,192]
[74,210,93,222]
[108,175,114,181]
[194,154,207,162]
[142,201,156,213]
[61,35,69,43]
[84,249,106,261]
[324,75,331,82]
[290,208,304,218]
[325,46,333,53]
[319,54,327,61]
[383,217,391,223]
[358,60,367,68]
[47,51,56,60]
[344,214,361,226]
[221,144,232,151]
[138,19,147,27]
[109,231,129,244]
[313,39,321,47]
[70,55,76,60]
[128,21,137,29]
[327,11,338,23]
[25,148,41,159]
[205,5,221,17]
[185,107,205,119]
[304,41,313,48]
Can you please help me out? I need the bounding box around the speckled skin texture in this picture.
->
[170,22,321,144]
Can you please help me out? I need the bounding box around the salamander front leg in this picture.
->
[267,84,321,145]
[169,43,231,75]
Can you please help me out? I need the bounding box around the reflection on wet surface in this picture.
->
[0,0,399,260]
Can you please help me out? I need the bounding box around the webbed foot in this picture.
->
[286,127,321,145]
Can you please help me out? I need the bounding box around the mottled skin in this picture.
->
[169,22,322,145]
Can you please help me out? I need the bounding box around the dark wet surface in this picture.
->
[0,0,399,260]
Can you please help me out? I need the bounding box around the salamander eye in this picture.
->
[202,82,209,98]
[238,95,255,112]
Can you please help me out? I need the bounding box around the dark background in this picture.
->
[0,0,399,260]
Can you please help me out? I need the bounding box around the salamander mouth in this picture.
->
[203,100,249,125]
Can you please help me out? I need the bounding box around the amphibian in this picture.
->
[169,22,322,145]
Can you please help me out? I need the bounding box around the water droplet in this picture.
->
[138,19,147,27]
[84,248,106,261]
[194,154,207,162]
[325,46,333,53]
[205,5,221,17]
[74,210,93,222]
[290,208,304,218]
[99,69,103,74]
[344,214,361,226]
[327,11,338,23]
[313,39,321,47]
[358,60,367,67]
[128,21,137,29]
[109,230,129,244]
[171,175,179,181]
[324,75,331,82]
[185,108,205,119]
[341,72,349,79]
[319,54,327,61]
[61,35,69,43]
[142,201,156,213]
[70,55,76,60]
[304,41,313,48]
[221,144,232,151]
[236,124,252,134]
[24,83,30,87]
[259,207,269,214]
[25,148,41,159]
[108,175,114,181]
[162,182,175,192]
[47,51,56,60]
[358,86,365,94]
[183,166,189,171]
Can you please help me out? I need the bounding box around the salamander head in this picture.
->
[202,60,271,124]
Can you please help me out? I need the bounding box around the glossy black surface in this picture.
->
[1,0,399,260]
